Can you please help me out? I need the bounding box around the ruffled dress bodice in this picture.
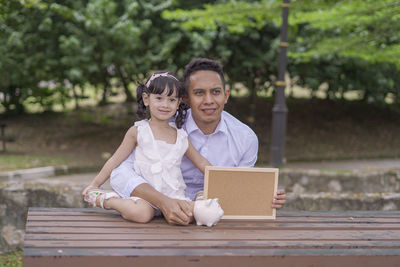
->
[133,120,189,200]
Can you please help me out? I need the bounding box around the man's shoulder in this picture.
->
[222,111,257,139]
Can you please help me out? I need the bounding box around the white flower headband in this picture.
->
[145,72,178,88]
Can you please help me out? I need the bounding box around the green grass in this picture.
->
[0,153,100,173]
[0,154,69,172]
[0,251,22,267]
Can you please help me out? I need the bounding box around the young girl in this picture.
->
[82,71,217,224]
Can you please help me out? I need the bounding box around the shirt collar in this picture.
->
[185,109,228,136]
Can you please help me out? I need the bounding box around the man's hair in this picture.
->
[183,58,226,90]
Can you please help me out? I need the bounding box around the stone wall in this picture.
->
[0,176,86,253]
[279,169,400,194]
[1,168,399,253]
[279,169,400,211]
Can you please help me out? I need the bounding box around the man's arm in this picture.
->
[238,131,286,209]
[237,131,258,167]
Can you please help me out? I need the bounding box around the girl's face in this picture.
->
[142,86,180,122]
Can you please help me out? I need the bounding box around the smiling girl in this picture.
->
[82,71,212,223]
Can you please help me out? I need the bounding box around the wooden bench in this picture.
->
[23,208,400,267]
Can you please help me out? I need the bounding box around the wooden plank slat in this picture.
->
[26,215,400,223]
[26,226,400,236]
[27,207,400,216]
[24,247,400,257]
[24,230,400,241]
[25,220,400,230]
[23,240,400,249]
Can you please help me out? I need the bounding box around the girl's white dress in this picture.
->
[122,119,189,200]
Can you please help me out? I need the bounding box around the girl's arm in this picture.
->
[85,126,138,190]
[184,139,211,174]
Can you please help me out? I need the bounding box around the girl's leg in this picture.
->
[103,198,155,223]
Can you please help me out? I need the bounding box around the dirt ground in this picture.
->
[1,98,400,171]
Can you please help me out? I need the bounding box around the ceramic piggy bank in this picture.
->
[194,198,224,227]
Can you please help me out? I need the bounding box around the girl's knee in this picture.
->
[122,202,154,223]
[136,210,154,223]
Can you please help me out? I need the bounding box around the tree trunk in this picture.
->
[72,85,80,110]
[98,63,112,106]
[5,86,25,114]
[99,84,109,106]
[117,66,134,102]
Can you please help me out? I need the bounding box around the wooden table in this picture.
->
[23,208,400,267]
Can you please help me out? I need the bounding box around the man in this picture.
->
[112,58,286,225]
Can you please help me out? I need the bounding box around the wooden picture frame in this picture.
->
[203,166,279,220]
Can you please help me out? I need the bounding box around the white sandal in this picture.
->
[86,189,120,209]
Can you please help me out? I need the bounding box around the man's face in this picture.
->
[187,70,230,133]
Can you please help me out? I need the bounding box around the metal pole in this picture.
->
[270,0,290,167]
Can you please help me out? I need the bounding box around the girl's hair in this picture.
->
[136,71,188,129]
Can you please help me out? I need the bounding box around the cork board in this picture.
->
[204,166,279,219]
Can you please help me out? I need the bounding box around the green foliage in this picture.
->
[289,0,400,104]
[163,0,280,33]
[0,0,72,113]
[290,0,400,68]
[292,56,400,103]
[0,0,187,114]
[164,0,400,68]
[0,251,22,267]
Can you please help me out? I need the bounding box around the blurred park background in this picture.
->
[1,0,400,173]
[1,1,400,263]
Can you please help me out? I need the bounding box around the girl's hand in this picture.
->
[82,184,99,202]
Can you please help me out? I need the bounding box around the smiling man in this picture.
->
[111,58,286,225]
[185,69,229,134]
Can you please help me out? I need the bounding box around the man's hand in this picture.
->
[133,184,194,226]
[159,197,194,225]
[272,189,286,209]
